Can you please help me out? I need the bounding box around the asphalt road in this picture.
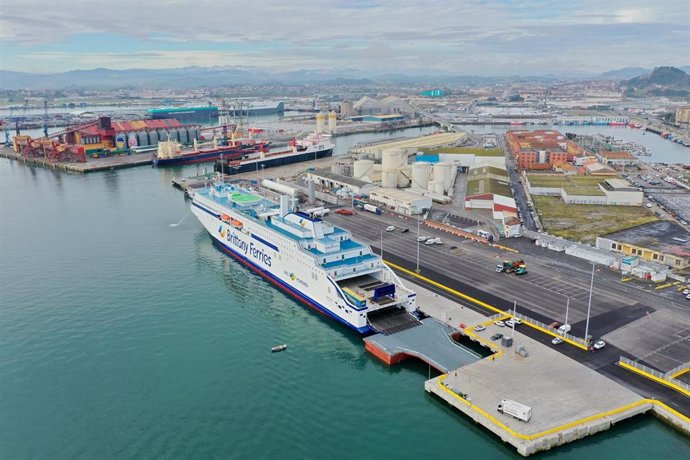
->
[325,209,690,414]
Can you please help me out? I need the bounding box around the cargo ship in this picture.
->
[153,137,269,166]
[214,133,334,174]
[190,181,417,333]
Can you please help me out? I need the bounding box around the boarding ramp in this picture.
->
[367,307,421,335]
[364,318,481,373]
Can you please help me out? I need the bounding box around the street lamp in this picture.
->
[584,263,595,344]
[416,213,421,274]
[380,229,384,261]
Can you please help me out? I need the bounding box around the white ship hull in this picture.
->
[190,186,416,334]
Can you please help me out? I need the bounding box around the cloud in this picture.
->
[1,0,688,74]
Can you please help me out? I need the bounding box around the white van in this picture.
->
[557,324,571,335]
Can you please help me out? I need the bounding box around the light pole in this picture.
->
[510,300,517,340]
[416,213,421,274]
[380,229,384,261]
[565,297,570,329]
[584,263,595,344]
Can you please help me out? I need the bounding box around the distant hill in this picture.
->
[621,66,690,97]
[599,67,650,80]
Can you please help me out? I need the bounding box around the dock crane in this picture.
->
[3,106,13,146]
[43,100,49,137]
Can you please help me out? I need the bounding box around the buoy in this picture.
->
[271,344,287,353]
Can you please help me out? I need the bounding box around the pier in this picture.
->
[369,279,688,456]
[0,147,152,173]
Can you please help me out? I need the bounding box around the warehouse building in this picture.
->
[464,165,518,220]
[369,188,432,215]
[306,169,377,195]
[596,221,690,269]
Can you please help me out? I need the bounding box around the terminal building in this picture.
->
[596,221,690,269]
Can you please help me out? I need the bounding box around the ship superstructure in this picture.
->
[190,182,416,333]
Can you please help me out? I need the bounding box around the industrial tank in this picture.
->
[125,132,137,148]
[433,162,454,193]
[328,111,337,133]
[148,130,159,146]
[429,180,445,195]
[178,128,189,145]
[136,131,148,147]
[114,132,127,150]
[381,169,398,188]
[353,160,375,180]
[316,112,326,134]
[382,148,405,171]
[411,162,431,189]
[398,166,411,188]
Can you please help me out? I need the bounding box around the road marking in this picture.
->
[621,277,633,282]
[384,260,588,350]
[617,361,690,398]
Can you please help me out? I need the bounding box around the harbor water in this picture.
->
[1,130,689,458]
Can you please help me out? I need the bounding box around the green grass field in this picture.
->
[532,196,657,244]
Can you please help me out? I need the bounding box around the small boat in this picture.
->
[271,344,288,353]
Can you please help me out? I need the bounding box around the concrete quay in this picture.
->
[0,148,152,173]
[406,280,675,456]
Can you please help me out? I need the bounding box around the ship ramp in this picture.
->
[364,318,481,373]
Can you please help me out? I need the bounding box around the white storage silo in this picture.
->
[411,162,431,189]
[381,169,398,188]
[433,180,445,195]
[316,112,326,134]
[353,160,375,181]
[382,148,405,171]
[328,111,337,133]
[433,162,454,192]
[428,179,442,193]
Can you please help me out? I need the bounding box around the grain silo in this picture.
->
[353,160,375,181]
[411,162,431,189]
[381,169,398,188]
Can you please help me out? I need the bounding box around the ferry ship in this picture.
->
[190,182,417,333]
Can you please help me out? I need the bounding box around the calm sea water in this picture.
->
[1,132,689,458]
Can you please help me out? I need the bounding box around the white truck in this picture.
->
[497,398,532,422]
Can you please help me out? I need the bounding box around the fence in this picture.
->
[487,311,588,348]
[666,362,690,379]
[619,357,690,393]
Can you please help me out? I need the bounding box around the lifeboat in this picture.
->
[220,214,232,223]
[231,218,243,228]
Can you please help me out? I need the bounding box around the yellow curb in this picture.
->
[618,361,690,398]
[384,260,588,351]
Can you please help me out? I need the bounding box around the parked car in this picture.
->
[400,228,409,233]
[335,209,353,215]
[386,226,395,232]
[593,340,606,350]
[557,324,571,334]
[434,238,444,245]
[450,245,458,250]
[494,320,505,327]
[491,333,504,341]
[686,294,690,300]
[511,318,522,325]
[424,239,436,245]
[505,320,515,328]
[683,289,690,295]
[417,236,429,242]
[549,321,561,329]
[474,325,486,332]
[551,337,564,345]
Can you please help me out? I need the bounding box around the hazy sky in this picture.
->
[1,0,688,74]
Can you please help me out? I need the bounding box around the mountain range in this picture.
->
[1,65,690,90]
